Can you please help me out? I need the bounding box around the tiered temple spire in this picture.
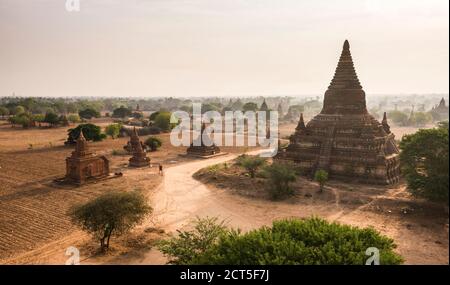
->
[322,40,367,115]
[128,127,150,167]
[276,40,400,185]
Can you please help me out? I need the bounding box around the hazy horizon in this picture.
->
[1,0,448,98]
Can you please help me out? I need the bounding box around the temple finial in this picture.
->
[78,129,86,141]
[382,112,387,122]
[296,113,306,131]
[343,40,350,50]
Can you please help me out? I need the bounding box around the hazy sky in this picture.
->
[0,0,448,98]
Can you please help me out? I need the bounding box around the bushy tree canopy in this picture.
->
[66,123,106,144]
[399,126,449,204]
[145,136,163,151]
[79,108,100,119]
[263,162,296,199]
[112,106,132,118]
[159,217,403,265]
[70,191,152,250]
[236,155,267,178]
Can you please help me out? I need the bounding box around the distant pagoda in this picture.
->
[187,123,221,157]
[65,131,110,185]
[128,127,150,167]
[431,98,449,121]
[276,40,400,184]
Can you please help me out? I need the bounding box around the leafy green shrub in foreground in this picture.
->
[158,217,403,265]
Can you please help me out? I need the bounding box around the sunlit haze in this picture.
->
[0,0,448,98]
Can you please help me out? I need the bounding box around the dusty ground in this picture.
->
[0,118,186,264]
[0,120,447,265]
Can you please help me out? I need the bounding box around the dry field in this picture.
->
[0,119,258,264]
[0,119,185,263]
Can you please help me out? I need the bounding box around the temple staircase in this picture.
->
[316,126,336,172]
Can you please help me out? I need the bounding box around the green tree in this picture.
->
[79,108,100,120]
[263,163,296,199]
[105,123,121,139]
[10,113,33,128]
[242,102,258,112]
[387,110,408,126]
[145,136,162,151]
[154,112,173,131]
[158,217,403,265]
[314,170,329,193]
[413,112,432,127]
[44,112,60,127]
[158,217,227,265]
[67,114,81,124]
[70,191,152,250]
[0,106,9,119]
[399,126,449,204]
[66,123,107,144]
[236,155,266,178]
[32,114,45,124]
[112,106,132,118]
[12,105,25,115]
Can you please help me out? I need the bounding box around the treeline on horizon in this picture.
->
[0,95,447,130]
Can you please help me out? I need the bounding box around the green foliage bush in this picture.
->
[105,123,122,139]
[112,106,132,118]
[145,136,162,151]
[263,163,296,199]
[158,217,227,265]
[154,112,173,131]
[67,114,81,124]
[66,123,106,144]
[44,111,60,126]
[314,169,329,192]
[399,126,449,204]
[79,108,100,119]
[236,155,267,178]
[159,217,403,265]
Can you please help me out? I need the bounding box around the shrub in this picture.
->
[67,114,81,124]
[158,217,227,265]
[154,112,173,131]
[79,108,100,120]
[12,105,25,115]
[242,102,258,112]
[236,155,267,178]
[69,191,152,250]
[44,112,60,127]
[145,137,162,151]
[105,123,122,139]
[66,123,106,144]
[0,106,9,118]
[159,217,403,265]
[112,106,132,118]
[263,163,296,199]
[399,126,449,204]
[314,170,329,193]
[387,110,408,126]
